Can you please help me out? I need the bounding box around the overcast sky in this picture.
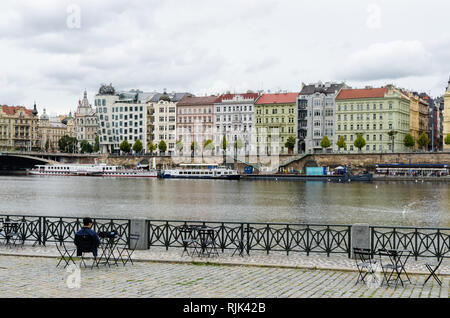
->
[1,0,449,115]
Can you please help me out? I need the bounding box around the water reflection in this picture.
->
[0,176,448,227]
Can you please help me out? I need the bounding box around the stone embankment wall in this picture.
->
[60,152,450,172]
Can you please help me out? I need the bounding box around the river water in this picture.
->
[0,175,449,227]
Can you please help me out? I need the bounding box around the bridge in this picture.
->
[0,151,100,170]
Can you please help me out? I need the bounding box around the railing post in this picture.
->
[326,226,330,257]
[306,225,310,256]
[266,224,270,255]
[246,223,250,255]
[286,224,290,256]
[129,218,149,250]
[414,228,418,261]
[351,224,370,259]
[165,221,169,250]
[42,217,46,246]
[348,226,352,258]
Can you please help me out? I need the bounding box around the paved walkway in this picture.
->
[0,244,449,298]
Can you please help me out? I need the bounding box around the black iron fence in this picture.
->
[1,213,449,260]
[147,220,352,257]
[0,214,130,246]
[371,226,450,260]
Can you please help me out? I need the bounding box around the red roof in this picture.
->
[215,93,260,103]
[176,95,219,106]
[336,88,388,100]
[255,93,298,105]
[1,105,34,117]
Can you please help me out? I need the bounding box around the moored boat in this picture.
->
[159,164,240,180]
[27,163,157,178]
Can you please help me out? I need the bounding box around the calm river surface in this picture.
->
[0,175,449,227]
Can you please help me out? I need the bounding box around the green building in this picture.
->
[334,86,410,153]
[254,92,298,155]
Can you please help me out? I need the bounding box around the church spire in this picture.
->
[32,101,38,116]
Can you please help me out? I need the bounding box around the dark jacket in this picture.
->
[74,227,101,257]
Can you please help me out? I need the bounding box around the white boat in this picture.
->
[160,164,240,180]
[27,163,158,178]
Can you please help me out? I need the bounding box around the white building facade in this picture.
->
[95,84,157,153]
[213,93,259,155]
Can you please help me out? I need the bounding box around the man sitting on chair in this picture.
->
[74,217,101,257]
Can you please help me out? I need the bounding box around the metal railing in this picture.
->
[1,213,449,260]
[147,220,352,257]
[0,214,130,246]
[371,226,450,260]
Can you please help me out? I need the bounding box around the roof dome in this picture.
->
[159,90,171,102]
[40,108,49,121]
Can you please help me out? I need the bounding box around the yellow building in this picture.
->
[408,92,429,149]
[409,93,420,147]
[444,78,450,150]
[38,109,68,151]
[0,104,39,151]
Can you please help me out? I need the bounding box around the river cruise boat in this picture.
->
[27,163,157,178]
[159,164,240,180]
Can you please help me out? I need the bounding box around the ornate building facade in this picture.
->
[74,90,98,149]
[297,82,346,154]
[38,109,68,151]
[213,93,259,156]
[443,78,450,150]
[0,104,39,151]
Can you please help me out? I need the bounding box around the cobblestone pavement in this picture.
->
[1,244,448,275]
[0,251,448,298]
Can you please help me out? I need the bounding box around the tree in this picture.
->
[445,134,450,146]
[387,130,398,153]
[119,140,131,154]
[44,140,50,152]
[93,135,100,152]
[336,136,346,151]
[132,139,143,154]
[203,139,214,155]
[234,138,244,156]
[320,136,331,150]
[220,136,228,154]
[58,135,78,153]
[148,141,157,155]
[284,136,296,154]
[403,133,415,149]
[417,132,429,150]
[353,134,366,151]
[80,140,93,153]
[175,140,183,152]
[158,140,167,154]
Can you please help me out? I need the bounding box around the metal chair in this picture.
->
[232,226,253,257]
[117,234,140,265]
[2,221,25,248]
[178,225,199,257]
[54,235,77,268]
[74,233,98,269]
[378,249,404,286]
[353,248,378,285]
[424,253,446,286]
[197,227,219,258]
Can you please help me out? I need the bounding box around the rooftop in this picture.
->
[335,87,389,100]
[177,95,219,106]
[255,92,298,105]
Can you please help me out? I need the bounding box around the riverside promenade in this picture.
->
[0,245,448,298]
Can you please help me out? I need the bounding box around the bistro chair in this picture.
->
[232,226,254,257]
[117,234,140,266]
[2,221,25,248]
[95,231,120,267]
[353,248,378,285]
[54,235,77,268]
[178,225,199,257]
[197,226,219,258]
[424,252,447,286]
[74,233,98,269]
[378,249,403,286]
